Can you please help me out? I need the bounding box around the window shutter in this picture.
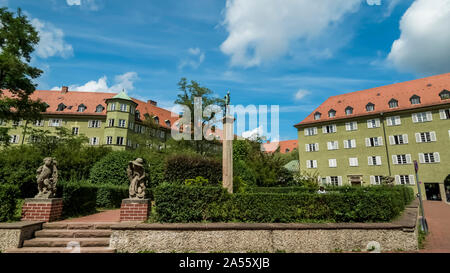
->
[326,176,331,184]
[368,156,373,166]
[409,175,415,185]
[375,119,380,127]
[440,109,446,119]
[430,131,437,142]
[392,155,398,165]
[376,156,382,165]
[313,127,318,135]
[415,133,421,143]
[426,111,433,121]
[386,118,392,126]
[378,137,383,146]
[351,139,356,148]
[403,134,409,144]
[419,153,425,163]
[327,142,331,150]
[313,160,318,168]
[434,152,440,163]
[305,144,310,152]
[322,126,327,134]
[338,176,343,186]
[344,140,349,149]
[395,175,400,185]
[333,124,337,132]
[367,120,373,128]
[389,136,395,145]
[406,154,412,164]
[306,160,311,169]
[315,143,319,151]
[412,114,418,123]
[365,138,370,147]
[304,129,309,136]
[345,123,350,131]
[395,116,401,125]
[370,176,375,185]
[334,141,339,149]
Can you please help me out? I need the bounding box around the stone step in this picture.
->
[5,247,116,253]
[35,229,112,238]
[23,238,110,248]
[43,222,117,230]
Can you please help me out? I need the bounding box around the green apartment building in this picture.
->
[295,73,450,203]
[1,87,178,150]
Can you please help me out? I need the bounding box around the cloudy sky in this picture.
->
[4,0,450,140]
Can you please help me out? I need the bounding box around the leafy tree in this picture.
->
[0,8,47,145]
[174,78,225,154]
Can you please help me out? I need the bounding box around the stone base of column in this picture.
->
[21,198,63,222]
[120,199,150,222]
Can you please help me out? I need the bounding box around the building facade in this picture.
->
[1,87,179,150]
[295,73,450,202]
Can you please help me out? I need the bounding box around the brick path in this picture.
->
[420,201,450,253]
[60,209,120,223]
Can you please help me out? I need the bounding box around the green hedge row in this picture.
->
[164,154,222,185]
[0,184,20,222]
[153,184,414,223]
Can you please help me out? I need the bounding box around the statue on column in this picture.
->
[224,91,230,115]
[127,158,147,199]
[35,157,58,199]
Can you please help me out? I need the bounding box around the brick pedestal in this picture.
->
[120,199,150,222]
[21,198,63,222]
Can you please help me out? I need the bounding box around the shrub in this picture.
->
[153,184,230,222]
[153,185,412,223]
[0,184,20,222]
[89,151,139,186]
[185,176,209,186]
[58,181,98,217]
[233,160,257,187]
[96,184,129,208]
[165,154,221,185]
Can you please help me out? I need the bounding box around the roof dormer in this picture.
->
[328,109,336,118]
[388,99,398,109]
[366,102,375,112]
[439,89,450,100]
[345,106,353,115]
[314,112,321,120]
[57,103,66,112]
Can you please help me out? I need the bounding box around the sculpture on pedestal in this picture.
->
[35,157,58,198]
[127,158,147,199]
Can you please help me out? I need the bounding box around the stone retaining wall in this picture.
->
[0,222,43,252]
[110,200,419,253]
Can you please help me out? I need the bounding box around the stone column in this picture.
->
[222,115,234,194]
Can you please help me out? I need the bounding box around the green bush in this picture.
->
[0,184,20,222]
[89,151,140,186]
[153,183,229,222]
[96,184,129,208]
[248,186,315,194]
[58,181,98,217]
[165,154,221,185]
[153,184,412,223]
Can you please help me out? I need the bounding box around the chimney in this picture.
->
[147,100,157,106]
[61,86,69,94]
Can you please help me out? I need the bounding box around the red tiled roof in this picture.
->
[263,139,298,154]
[1,89,178,129]
[295,73,450,127]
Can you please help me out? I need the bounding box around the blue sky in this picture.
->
[3,0,450,141]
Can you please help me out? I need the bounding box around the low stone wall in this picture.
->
[110,200,419,253]
[0,222,43,252]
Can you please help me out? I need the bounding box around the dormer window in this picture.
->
[165,120,171,127]
[77,104,87,112]
[314,112,321,120]
[328,109,336,118]
[95,105,104,112]
[135,110,140,120]
[153,116,159,124]
[57,103,66,112]
[410,95,421,105]
[366,103,375,112]
[345,106,353,115]
[439,89,450,100]
[388,99,398,109]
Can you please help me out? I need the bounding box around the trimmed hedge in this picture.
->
[0,184,20,222]
[153,184,414,223]
[164,154,221,185]
[89,151,138,186]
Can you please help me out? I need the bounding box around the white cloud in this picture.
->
[52,72,139,92]
[66,0,81,6]
[294,89,310,101]
[220,0,361,67]
[387,0,450,74]
[178,47,205,69]
[31,18,73,59]
[242,126,263,140]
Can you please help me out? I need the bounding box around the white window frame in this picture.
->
[106,136,113,145]
[328,159,337,168]
[349,157,359,167]
[118,119,126,128]
[345,121,357,131]
[370,175,383,185]
[322,124,337,134]
[419,152,440,164]
[327,141,339,150]
[343,139,356,149]
[366,137,383,147]
[72,127,79,135]
[9,135,20,144]
[88,120,101,128]
[367,118,380,129]
[89,137,99,146]
[412,112,432,123]
[34,120,44,127]
[439,109,450,120]
[306,160,317,169]
[120,104,128,112]
[386,116,401,126]
[304,127,318,136]
[48,119,62,127]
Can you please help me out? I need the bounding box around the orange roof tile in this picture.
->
[1,89,178,129]
[295,73,450,127]
[263,139,298,154]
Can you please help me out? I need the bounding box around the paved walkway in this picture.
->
[60,209,120,223]
[420,201,450,253]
